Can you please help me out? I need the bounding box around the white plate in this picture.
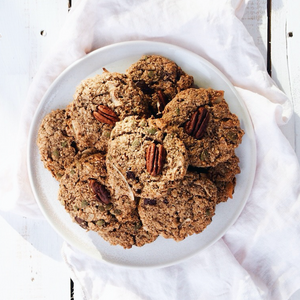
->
[28,41,256,268]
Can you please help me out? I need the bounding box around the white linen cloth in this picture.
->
[1,0,300,299]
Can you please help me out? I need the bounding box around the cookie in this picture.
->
[126,55,194,116]
[207,154,240,203]
[58,153,157,249]
[138,172,218,241]
[107,116,188,198]
[90,209,158,248]
[37,108,78,180]
[162,88,244,167]
[68,70,149,152]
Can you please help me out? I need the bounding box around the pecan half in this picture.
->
[146,143,166,176]
[157,89,167,112]
[88,179,111,204]
[184,107,210,139]
[93,105,119,125]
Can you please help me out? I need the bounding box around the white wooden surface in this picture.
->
[0,1,71,299]
[0,0,299,299]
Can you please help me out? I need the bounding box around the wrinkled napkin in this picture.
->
[1,0,300,299]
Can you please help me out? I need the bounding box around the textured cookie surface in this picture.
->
[126,55,194,116]
[107,116,189,198]
[162,88,244,167]
[90,209,158,248]
[37,108,78,180]
[138,172,218,241]
[68,71,148,152]
[207,154,240,203]
[58,153,157,249]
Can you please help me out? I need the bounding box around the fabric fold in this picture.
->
[62,240,264,300]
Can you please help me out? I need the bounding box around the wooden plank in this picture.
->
[0,0,70,146]
[0,213,70,300]
[264,1,300,298]
[269,0,290,96]
[242,0,298,157]
[281,3,300,299]
[285,0,300,159]
[241,0,268,65]
[269,0,296,151]
[0,0,71,299]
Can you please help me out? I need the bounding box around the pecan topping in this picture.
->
[93,105,119,125]
[157,89,167,112]
[88,179,111,204]
[184,107,210,139]
[146,143,166,176]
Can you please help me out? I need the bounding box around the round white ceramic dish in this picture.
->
[28,41,256,268]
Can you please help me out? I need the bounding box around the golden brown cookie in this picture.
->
[207,154,240,203]
[37,108,78,180]
[107,116,189,198]
[126,55,194,116]
[162,88,244,167]
[58,153,157,249]
[138,171,218,241]
[68,70,149,152]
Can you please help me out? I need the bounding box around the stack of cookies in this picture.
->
[37,55,244,249]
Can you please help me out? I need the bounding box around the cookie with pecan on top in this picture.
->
[106,116,189,198]
[68,70,149,152]
[58,153,157,249]
[162,88,244,167]
[126,55,194,116]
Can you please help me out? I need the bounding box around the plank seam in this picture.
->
[267,0,272,76]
